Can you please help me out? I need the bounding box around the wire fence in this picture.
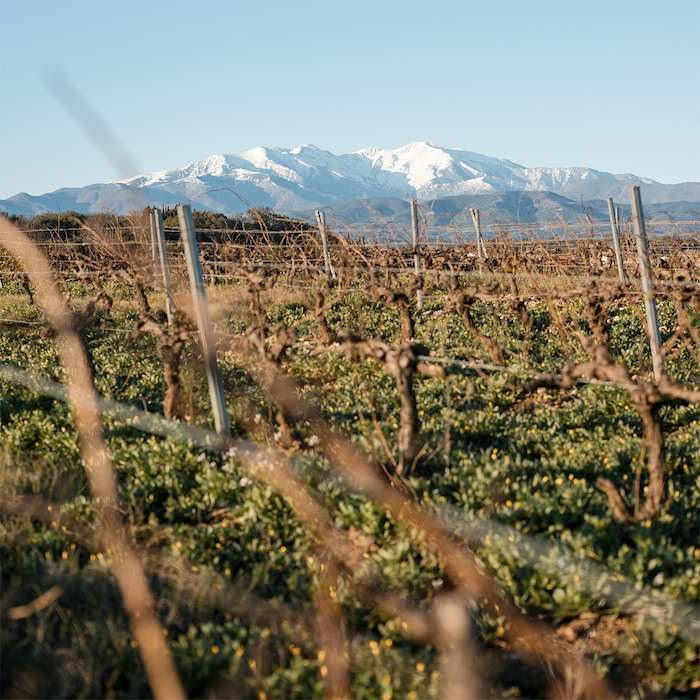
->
[3,206,700,697]
[6,207,700,242]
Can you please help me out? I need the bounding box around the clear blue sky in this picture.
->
[1,0,698,199]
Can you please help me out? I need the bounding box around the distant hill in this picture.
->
[291,192,700,232]
[556,180,700,204]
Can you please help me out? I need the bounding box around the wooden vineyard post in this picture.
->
[314,210,334,279]
[177,204,231,435]
[607,198,627,286]
[149,208,161,281]
[410,199,424,311]
[630,186,664,382]
[470,208,486,274]
[153,207,175,326]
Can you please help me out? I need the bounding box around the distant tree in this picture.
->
[192,210,230,230]
[159,206,180,228]
[0,213,27,230]
[243,206,278,230]
[140,204,313,239]
[159,207,241,230]
[19,211,87,241]
[29,211,86,231]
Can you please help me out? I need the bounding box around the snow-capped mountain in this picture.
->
[1,141,693,218]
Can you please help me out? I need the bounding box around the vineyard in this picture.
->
[1,198,699,699]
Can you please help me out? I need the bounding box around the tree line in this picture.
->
[1,205,313,239]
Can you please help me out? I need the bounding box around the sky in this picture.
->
[1,0,699,199]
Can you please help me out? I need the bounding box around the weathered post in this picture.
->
[630,186,664,381]
[469,208,486,273]
[410,199,424,311]
[149,208,161,281]
[153,207,175,325]
[314,210,334,279]
[607,198,627,286]
[177,204,231,435]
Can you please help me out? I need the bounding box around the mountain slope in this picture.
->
[1,141,694,219]
[556,179,700,204]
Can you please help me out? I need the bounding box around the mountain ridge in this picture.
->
[1,141,696,220]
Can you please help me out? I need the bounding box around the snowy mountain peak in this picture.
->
[356,140,443,159]
[2,142,679,218]
[288,145,319,155]
[402,140,444,153]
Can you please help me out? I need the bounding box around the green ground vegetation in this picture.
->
[1,271,699,699]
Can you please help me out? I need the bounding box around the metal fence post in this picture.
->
[607,198,627,286]
[149,208,161,281]
[470,208,486,273]
[630,186,664,382]
[410,199,424,311]
[177,204,231,435]
[314,210,334,279]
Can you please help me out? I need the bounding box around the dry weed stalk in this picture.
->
[319,429,614,697]
[225,352,615,698]
[434,591,485,700]
[313,553,352,700]
[0,217,186,700]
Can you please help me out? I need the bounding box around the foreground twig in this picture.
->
[0,217,186,700]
